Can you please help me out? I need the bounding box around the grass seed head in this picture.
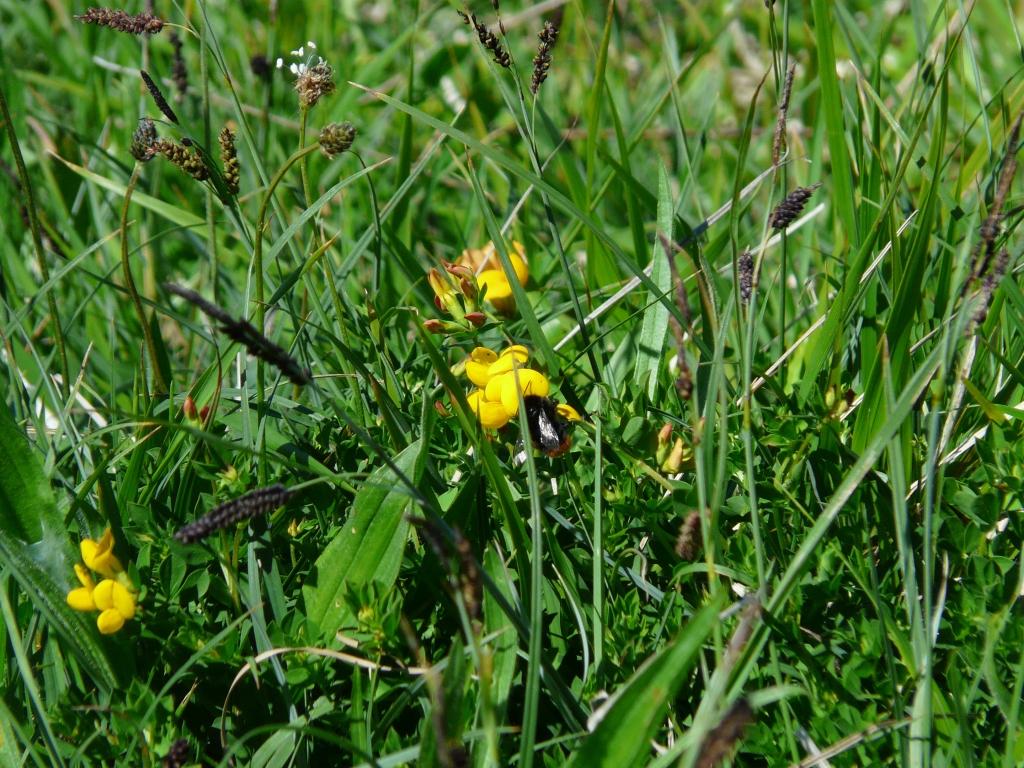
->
[771,64,796,165]
[770,183,821,231]
[163,283,312,385]
[531,19,561,94]
[75,7,165,35]
[174,485,292,544]
[218,126,240,194]
[738,250,754,304]
[459,10,511,68]
[140,70,179,124]
[696,698,755,768]
[296,60,335,107]
[250,54,271,81]
[675,510,702,560]
[169,31,188,98]
[155,139,209,181]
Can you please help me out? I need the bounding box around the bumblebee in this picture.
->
[523,395,573,457]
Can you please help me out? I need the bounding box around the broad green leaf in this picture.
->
[0,530,117,691]
[564,597,721,768]
[303,440,423,637]
[633,165,673,400]
[0,408,62,548]
[0,411,116,691]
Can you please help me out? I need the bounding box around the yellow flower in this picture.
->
[66,564,96,612]
[465,347,498,388]
[93,579,137,635]
[555,403,582,422]
[80,527,123,579]
[458,241,529,285]
[496,369,549,415]
[467,389,512,429]
[458,344,556,429]
[67,528,137,635]
[458,241,529,314]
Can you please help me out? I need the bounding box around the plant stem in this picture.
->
[252,142,320,481]
[121,164,168,393]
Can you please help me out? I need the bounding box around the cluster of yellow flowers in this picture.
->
[461,344,579,429]
[427,241,530,332]
[66,528,137,635]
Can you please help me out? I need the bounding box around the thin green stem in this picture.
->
[252,142,321,482]
[591,394,604,678]
[121,164,167,394]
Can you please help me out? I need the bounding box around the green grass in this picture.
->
[1,0,1023,765]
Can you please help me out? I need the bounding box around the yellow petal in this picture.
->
[478,270,515,314]
[469,347,498,364]
[499,344,529,360]
[480,241,529,284]
[80,538,99,569]
[506,242,529,286]
[73,563,95,589]
[97,609,125,635]
[93,579,116,611]
[484,374,507,405]
[97,527,115,553]
[458,241,528,285]
[555,403,582,422]
[66,587,96,612]
[81,528,123,578]
[487,347,529,377]
[466,360,492,388]
[467,390,511,429]
[499,369,550,415]
[111,581,136,620]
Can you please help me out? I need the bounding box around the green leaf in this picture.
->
[0,409,117,691]
[303,440,423,637]
[811,0,858,248]
[564,597,721,768]
[0,408,60,546]
[633,164,673,400]
[51,154,206,231]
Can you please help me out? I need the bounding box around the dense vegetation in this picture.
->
[1,1,1022,765]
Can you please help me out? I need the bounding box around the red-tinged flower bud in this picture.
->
[423,319,448,334]
[183,395,198,420]
[460,277,477,300]
[465,311,486,327]
[434,400,451,417]
[199,405,212,422]
[658,423,673,445]
[434,295,444,312]
[444,260,473,279]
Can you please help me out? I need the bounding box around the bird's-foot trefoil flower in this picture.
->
[67,528,138,635]
[456,241,529,315]
[453,345,580,456]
